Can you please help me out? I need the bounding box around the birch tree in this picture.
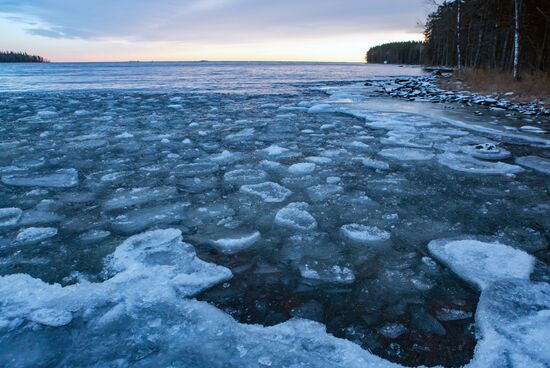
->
[513,0,522,80]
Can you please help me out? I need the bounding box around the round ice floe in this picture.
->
[437,153,524,175]
[519,125,545,134]
[515,156,550,175]
[307,104,333,113]
[341,224,390,243]
[15,227,58,245]
[31,308,72,327]
[362,158,389,170]
[461,143,511,160]
[0,208,23,227]
[288,163,316,176]
[210,231,261,254]
[224,169,268,185]
[427,238,535,291]
[299,263,355,284]
[239,182,292,203]
[275,202,317,231]
[378,148,434,161]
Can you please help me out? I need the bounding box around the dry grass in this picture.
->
[439,68,550,107]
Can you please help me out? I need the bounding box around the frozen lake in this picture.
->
[0,62,549,368]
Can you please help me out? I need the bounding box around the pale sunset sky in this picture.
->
[0,0,430,62]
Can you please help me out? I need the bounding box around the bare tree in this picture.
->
[456,0,462,70]
[513,0,522,80]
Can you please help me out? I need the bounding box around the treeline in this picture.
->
[425,0,550,76]
[0,51,47,63]
[365,41,425,64]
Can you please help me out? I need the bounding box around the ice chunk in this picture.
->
[515,156,550,175]
[288,162,316,176]
[15,227,58,245]
[111,203,188,234]
[299,263,355,284]
[461,143,511,160]
[109,229,232,296]
[308,104,334,113]
[436,308,472,321]
[210,231,261,254]
[341,224,391,244]
[240,182,292,203]
[438,153,524,175]
[362,157,390,170]
[306,184,343,202]
[30,308,72,327]
[259,145,289,156]
[275,202,317,231]
[175,162,219,177]
[519,125,546,134]
[427,238,535,290]
[224,169,268,186]
[79,230,111,242]
[473,279,550,367]
[103,187,177,211]
[0,208,22,227]
[1,168,79,188]
[378,148,434,161]
[378,323,408,339]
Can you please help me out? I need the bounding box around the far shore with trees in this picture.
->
[366,0,550,104]
[0,51,48,63]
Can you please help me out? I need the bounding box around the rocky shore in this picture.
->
[366,73,550,117]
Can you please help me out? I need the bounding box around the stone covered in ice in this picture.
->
[15,227,58,245]
[515,155,550,175]
[341,224,391,243]
[275,202,317,231]
[379,148,434,161]
[461,143,511,160]
[2,168,79,188]
[240,182,292,203]
[210,231,261,254]
[438,153,524,175]
[288,162,316,175]
[427,238,535,290]
[0,207,23,227]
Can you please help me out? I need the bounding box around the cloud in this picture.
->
[0,0,427,43]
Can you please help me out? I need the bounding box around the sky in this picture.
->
[0,0,431,62]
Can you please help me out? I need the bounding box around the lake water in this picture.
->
[0,62,548,368]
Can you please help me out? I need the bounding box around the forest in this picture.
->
[0,51,47,63]
[367,0,550,78]
[365,41,425,64]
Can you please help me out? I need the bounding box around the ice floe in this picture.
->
[14,227,58,245]
[437,153,524,175]
[341,224,391,244]
[427,238,535,291]
[0,208,22,227]
[240,182,292,203]
[209,231,261,254]
[1,168,79,188]
[515,155,550,175]
[275,202,317,231]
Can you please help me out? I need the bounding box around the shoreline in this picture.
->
[366,70,550,118]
